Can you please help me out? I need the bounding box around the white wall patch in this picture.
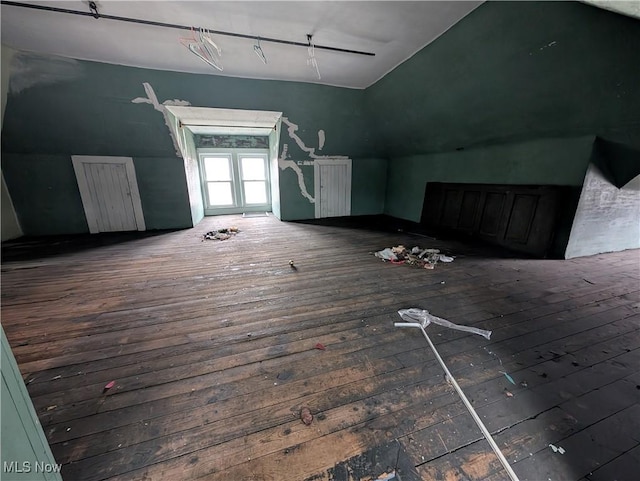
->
[278,116,350,203]
[281,117,348,160]
[9,52,84,94]
[131,82,191,157]
[278,144,314,203]
[318,130,326,150]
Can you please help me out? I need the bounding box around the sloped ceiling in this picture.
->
[0,1,483,89]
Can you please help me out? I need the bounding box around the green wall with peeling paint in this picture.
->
[1,54,382,235]
[2,1,639,234]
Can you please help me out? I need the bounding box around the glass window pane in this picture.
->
[204,157,231,181]
[207,182,234,206]
[243,181,267,204]
[241,157,266,181]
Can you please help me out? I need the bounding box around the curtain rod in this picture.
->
[1,1,376,57]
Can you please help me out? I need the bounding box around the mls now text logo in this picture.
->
[3,461,62,474]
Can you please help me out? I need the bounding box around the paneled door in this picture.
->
[421,182,565,257]
[72,156,146,233]
[199,150,271,215]
[314,158,352,218]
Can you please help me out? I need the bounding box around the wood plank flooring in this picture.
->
[2,214,639,481]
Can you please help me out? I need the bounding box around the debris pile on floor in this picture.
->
[203,227,239,241]
[300,407,313,425]
[374,245,454,269]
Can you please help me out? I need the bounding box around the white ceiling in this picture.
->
[0,1,484,89]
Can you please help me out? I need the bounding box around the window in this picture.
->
[199,150,270,215]
[240,156,268,205]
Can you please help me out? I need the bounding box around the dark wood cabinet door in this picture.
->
[421,183,562,257]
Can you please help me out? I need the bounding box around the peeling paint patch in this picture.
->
[277,116,350,203]
[281,117,348,160]
[279,144,314,203]
[131,82,191,156]
[318,129,326,150]
[9,52,84,94]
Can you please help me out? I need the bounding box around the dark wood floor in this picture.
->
[2,215,639,481]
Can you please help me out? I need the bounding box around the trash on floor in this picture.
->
[376,471,397,481]
[103,380,116,393]
[314,342,326,351]
[394,309,518,481]
[504,389,514,397]
[300,407,313,425]
[374,245,454,269]
[549,444,566,454]
[397,308,492,340]
[203,227,239,241]
[500,371,516,385]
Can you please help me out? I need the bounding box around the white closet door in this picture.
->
[314,159,352,218]
[72,156,146,233]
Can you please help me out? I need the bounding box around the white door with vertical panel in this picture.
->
[72,156,146,233]
[314,158,352,218]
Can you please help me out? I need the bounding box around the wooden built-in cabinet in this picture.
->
[421,183,569,257]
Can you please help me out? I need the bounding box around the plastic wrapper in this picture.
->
[397,308,492,340]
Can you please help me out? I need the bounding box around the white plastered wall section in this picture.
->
[1,44,24,241]
[565,163,640,258]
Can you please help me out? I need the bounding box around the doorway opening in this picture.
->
[314,158,352,218]
[72,155,146,233]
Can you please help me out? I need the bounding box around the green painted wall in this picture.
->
[1,51,384,232]
[278,164,314,220]
[1,328,62,481]
[351,157,388,216]
[385,136,595,221]
[367,1,640,221]
[133,157,193,230]
[0,154,194,235]
[1,154,88,235]
[368,2,640,156]
[3,2,637,233]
